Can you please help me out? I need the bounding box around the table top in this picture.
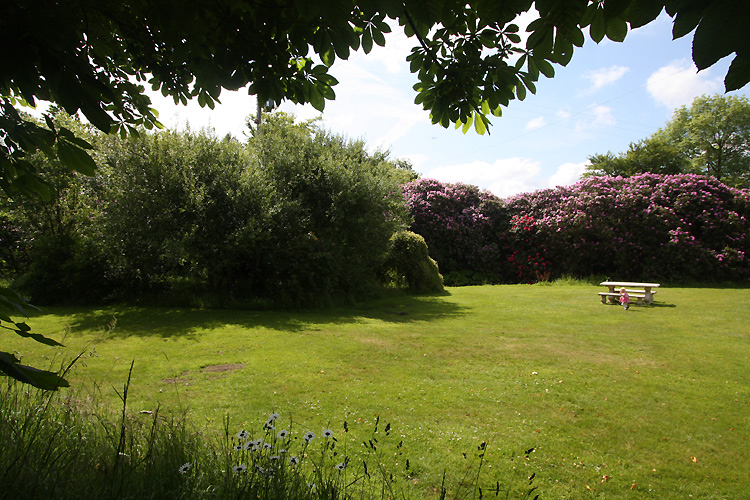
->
[600,281,661,288]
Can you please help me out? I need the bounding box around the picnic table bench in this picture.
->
[599,281,660,306]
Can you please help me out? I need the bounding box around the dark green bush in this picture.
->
[13,231,111,305]
[7,112,413,306]
[382,231,444,293]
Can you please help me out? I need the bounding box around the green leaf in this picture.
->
[580,3,597,27]
[320,47,336,67]
[317,82,336,100]
[725,54,750,91]
[308,87,325,112]
[535,58,555,78]
[19,174,52,202]
[516,82,527,100]
[527,58,540,80]
[527,24,554,56]
[79,100,114,132]
[625,0,665,29]
[461,115,473,133]
[362,32,374,54]
[692,0,746,71]
[568,27,585,48]
[474,112,488,135]
[602,0,631,20]
[671,2,706,39]
[372,28,387,47]
[0,351,69,391]
[605,16,628,42]
[56,141,97,176]
[590,10,606,43]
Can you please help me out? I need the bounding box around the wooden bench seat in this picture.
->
[598,292,645,306]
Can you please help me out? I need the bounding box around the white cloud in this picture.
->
[525,116,547,131]
[402,153,430,171]
[647,60,722,110]
[548,161,589,188]
[279,61,425,149]
[575,105,615,131]
[148,88,258,139]
[422,157,543,198]
[582,65,629,92]
[591,105,616,127]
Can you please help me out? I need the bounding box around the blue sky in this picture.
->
[149,12,749,198]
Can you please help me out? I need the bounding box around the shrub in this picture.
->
[12,232,111,305]
[382,231,444,293]
[8,112,413,306]
[402,174,749,284]
[403,178,508,282]
[504,174,750,282]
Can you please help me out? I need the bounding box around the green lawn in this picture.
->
[7,284,750,499]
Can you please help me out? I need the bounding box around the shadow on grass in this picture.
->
[33,292,467,340]
[650,302,677,308]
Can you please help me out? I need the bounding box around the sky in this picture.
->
[148,12,749,199]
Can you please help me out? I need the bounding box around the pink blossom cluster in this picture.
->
[404,174,750,284]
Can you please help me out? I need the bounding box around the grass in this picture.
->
[4,283,750,499]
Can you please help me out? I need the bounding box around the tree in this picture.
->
[403,178,508,284]
[662,94,750,187]
[585,135,691,178]
[585,95,750,188]
[4,0,750,199]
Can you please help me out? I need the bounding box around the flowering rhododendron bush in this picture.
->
[403,178,509,284]
[506,174,750,281]
[406,175,750,283]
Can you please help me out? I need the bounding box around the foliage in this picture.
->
[0,289,69,391]
[4,1,750,202]
[585,135,690,178]
[586,94,750,189]
[245,113,410,304]
[402,174,749,284]
[5,113,409,306]
[403,178,508,285]
[662,94,750,188]
[90,128,255,297]
[504,173,750,282]
[381,231,444,293]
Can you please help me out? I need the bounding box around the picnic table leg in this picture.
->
[607,285,618,303]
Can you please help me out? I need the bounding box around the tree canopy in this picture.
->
[3,0,750,200]
[585,94,750,188]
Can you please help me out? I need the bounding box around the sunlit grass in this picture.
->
[7,284,750,499]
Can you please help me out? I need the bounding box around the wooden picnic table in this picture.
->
[599,281,660,305]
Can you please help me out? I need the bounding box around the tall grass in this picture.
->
[0,373,536,500]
